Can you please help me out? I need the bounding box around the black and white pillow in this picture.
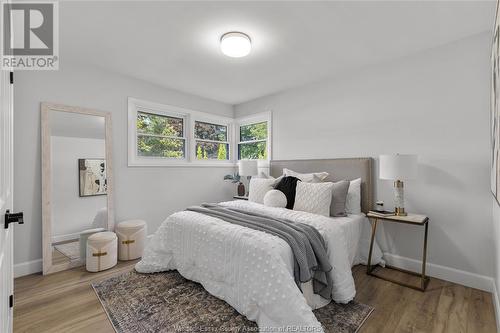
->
[274,176,301,209]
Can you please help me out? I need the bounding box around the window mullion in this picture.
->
[195,138,229,144]
[238,139,267,144]
[138,133,185,140]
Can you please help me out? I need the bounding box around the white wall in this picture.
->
[51,136,106,239]
[13,62,236,267]
[236,33,493,282]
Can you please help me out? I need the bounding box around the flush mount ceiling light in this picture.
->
[220,32,251,58]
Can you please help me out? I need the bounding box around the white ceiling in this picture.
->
[50,110,105,139]
[60,1,495,105]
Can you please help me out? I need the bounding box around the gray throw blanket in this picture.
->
[186,203,333,299]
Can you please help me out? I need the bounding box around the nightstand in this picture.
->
[233,196,248,200]
[366,212,430,291]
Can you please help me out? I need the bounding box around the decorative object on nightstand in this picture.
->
[379,154,417,216]
[233,195,249,200]
[224,172,244,196]
[366,211,429,291]
[238,160,258,196]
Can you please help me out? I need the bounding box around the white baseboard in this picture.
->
[14,259,42,278]
[14,235,154,279]
[383,252,495,292]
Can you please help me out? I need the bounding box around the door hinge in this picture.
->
[4,210,24,229]
[9,295,13,308]
[9,72,13,84]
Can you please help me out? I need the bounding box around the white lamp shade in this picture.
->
[238,160,258,176]
[379,154,417,180]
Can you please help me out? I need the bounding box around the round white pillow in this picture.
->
[263,190,287,208]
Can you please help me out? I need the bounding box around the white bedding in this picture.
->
[136,200,382,332]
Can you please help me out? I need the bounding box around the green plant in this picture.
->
[223,173,241,183]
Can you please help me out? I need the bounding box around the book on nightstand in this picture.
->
[368,210,396,217]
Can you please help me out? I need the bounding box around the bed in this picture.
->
[136,158,383,332]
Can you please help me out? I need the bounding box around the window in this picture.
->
[194,121,229,160]
[137,111,185,159]
[128,98,235,166]
[237,113,271,160]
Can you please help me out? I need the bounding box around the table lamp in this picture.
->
[238,160,258,196]
[379,154,417,216]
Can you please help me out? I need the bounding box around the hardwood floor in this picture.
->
[14,263,497,333]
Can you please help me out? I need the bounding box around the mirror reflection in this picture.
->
[49,110,108,267]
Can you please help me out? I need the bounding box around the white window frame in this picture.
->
[128,97,235,167]
[192,119,232,163]
[236,111,272,161]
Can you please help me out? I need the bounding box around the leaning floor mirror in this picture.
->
[41,103,114,275]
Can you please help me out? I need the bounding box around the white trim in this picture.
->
[128,97,236,167]
[14,235,156,278]
[235,111,272,161]
[191,119,233,165]
[14,259,42,278]
[383,252,495,292]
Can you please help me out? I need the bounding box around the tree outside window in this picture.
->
[136,111,185,158]
[195,121,229,160]
[238,121,268,159]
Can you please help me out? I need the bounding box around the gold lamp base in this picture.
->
[395,207,407,216]
[394,180,407,216]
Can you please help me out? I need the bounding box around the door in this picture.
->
[0,69,14,332]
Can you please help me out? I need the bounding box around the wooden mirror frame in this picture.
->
[41,102,114,275]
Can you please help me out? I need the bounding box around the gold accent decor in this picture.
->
[122,240,135,245]
[394,180,407,216]
[92,251,107,257]
[395,207,407,216]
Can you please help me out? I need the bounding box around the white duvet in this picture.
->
[136,200,382,332]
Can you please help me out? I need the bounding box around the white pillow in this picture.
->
[283,168,329,183]
[263,190,287,208]
[248,178,276,204]
[293,182,334,217]
[345,178,361,214]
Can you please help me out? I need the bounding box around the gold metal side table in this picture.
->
[366,212,430,291]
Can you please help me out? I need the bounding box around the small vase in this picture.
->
[237,182,245,196]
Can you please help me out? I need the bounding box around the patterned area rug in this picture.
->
[92,270,373,333]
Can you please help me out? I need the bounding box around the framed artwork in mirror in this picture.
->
[78,158,107,197]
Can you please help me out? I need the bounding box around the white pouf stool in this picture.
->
[116,220,147,261]
[86,231,117,272]
[79,227,105,261]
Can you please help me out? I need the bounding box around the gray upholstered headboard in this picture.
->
[269,158,374,213]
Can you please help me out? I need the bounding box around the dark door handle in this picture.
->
[4,210,23,229]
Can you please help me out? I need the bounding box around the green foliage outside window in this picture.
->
[136,112,267,161]
[217,144,227,160]
[239,121,268,159]
[196,141,229,160]
[195,121,229,160]
[137,112,185,158]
